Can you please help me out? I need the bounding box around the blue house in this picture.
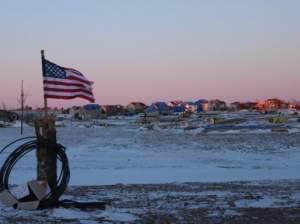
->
[173,104,185,113]
[194,99,208,112]
[83,104,101,112]
[146,102,169,114]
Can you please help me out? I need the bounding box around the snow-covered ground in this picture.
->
[1,124,300,223]
[0,125,300,186]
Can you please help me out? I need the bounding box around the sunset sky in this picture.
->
[0,0,299,108]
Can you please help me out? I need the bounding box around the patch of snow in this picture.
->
[11,121,29,128]
[208,209,242,217]
[288,128,300,133]
[291,192,300,200]
[148,191,234,200]
[1,126,300,186]
[191,128,204,135]
[94,208,138,222]
[51,208,90,219]
[248,129,272,134]
[235,195,298,208]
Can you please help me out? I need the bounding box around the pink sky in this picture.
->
[0,1,299,108]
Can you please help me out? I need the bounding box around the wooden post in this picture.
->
[34,118,57,200]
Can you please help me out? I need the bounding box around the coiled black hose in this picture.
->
[0,137,70,206]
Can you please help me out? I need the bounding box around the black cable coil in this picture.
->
[0,137,70,207]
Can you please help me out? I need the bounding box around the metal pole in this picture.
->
[21,80,24,135]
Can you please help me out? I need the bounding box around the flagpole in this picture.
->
[20,80,24,135]
[41,49,48,118]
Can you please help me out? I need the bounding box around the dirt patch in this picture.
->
[2,180,299,223]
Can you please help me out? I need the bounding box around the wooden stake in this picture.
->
[34,118,57,200]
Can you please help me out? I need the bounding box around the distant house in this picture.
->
[84,104,101,111]
[288,102,300,110]
[61,108,71,114]
[172,104,185,113]
[230,102,240,111]
[146,102,169,115]
[167,101,183,108]
[288,103,296,110]
[82,104,103,119]
[182,102,197,113]
[230,102,257,111]
[170,102,197,113]
[69,106,84,120]
[207,100,227,111]
[256,98,288,111]
[153,102,169,113]
[70,106,80,111]
[240,102,257,110]
[70,105,103,120]
[145,106,159,116]
[194,99,208,112]
[126,102,147,114]
[168,101,185,113]
[102,105,124,116]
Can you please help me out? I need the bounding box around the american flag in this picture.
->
[42,59,95,103]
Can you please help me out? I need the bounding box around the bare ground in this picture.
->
[1,180,300,224]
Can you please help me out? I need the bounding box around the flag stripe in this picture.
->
[44,87,93,95]
[43,83,92,90]
[64,67,84,77]
[66,69,90,82]
[44,91,95,100]
[44,78,93,89]
[66,75,92,85]
[45,94,95,102]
